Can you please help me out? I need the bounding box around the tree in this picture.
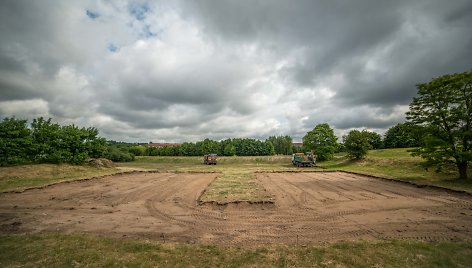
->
[223,143,236,156]
[303,123,338,161]
[343,130,372,159]
[267,136,293,155]
[362,130,383,149]
[30,117,63,163]
[219,139,235,156]
[406,71,472,180]
[383,123,424,148]
[0,117,107,165]
[199,138,220,155]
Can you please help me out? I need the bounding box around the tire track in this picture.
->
[1,172,472,246]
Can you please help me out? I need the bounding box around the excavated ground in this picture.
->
[1,172,471,245]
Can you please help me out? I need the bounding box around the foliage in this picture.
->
[362,130,383,149]
[303,123,338,161]
[267,135,293,155]
[292,144,305,153]
[128,145,147,156]
[223,143,236,156]
[103,144,135,162]
[0,118,32,165]
[232,138,275,156]
[197,138,220,155]
[143,138,275,157]
[0,117,107,165]
[343,130,372,159]
[407,71,472,179]
[384,123,425,149]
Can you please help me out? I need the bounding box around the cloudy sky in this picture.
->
[0,1,471,142]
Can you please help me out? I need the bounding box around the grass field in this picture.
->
[1,149,472,267]
[0,164,121,193]
[320,148,472,192]
[1,234,471,267]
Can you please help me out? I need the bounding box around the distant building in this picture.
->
[146,143,181,148]
[292,142,303,148]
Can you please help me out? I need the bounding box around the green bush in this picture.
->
[0,117,107,165]
[0,118,32,165]
[104,146,135,162]
[343,130,372,159]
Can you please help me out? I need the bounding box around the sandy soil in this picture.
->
[1,171,471,245]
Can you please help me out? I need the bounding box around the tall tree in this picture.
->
[407,71,472,180]
[343,130,372,159]
[267,135,293,155]
[362,130,383,149]
[303,123,338,161]
[383,123,424,148]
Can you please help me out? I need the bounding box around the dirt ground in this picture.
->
[1,171,472,245]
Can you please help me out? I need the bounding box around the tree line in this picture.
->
[121,137,296,157]
[0,117,106,165]
[1,71,469,178]
[119,123,423,160]
[143,138,275,157]
[0,117,430,165]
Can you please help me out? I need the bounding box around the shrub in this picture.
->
[343,130,372,159]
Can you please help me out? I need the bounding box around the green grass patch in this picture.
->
[1,234,471,267]
[0,164,120,193]
[199,170,274,204]
[320,148,472,192]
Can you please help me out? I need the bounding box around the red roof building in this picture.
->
[292,142,303,147]
[146,143,181,148]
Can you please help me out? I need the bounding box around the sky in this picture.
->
[0,0,471,143]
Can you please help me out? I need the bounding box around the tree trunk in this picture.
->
[457,161,468,180]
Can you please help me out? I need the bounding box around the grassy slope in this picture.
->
[1,234,471,268]
[320,148,472,192]
[0,164,120,193]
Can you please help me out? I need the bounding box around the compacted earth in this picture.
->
[1,171,471,245]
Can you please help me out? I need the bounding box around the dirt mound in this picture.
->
[85,158,114,168]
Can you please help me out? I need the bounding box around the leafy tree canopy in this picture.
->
[362,130,383,149]
[303,123,338,161]
[407,71,472,179]
[267,135,293,155]
[384,123,425,149]
[1,117,107,165]
[343,130,372,159]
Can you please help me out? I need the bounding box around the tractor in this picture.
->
[292,152,316,167]
[203,154,218,165]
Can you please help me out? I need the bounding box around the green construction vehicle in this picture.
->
[292,152,316,167]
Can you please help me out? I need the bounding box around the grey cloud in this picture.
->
[1,0,471,142]
[183,0,472,100]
